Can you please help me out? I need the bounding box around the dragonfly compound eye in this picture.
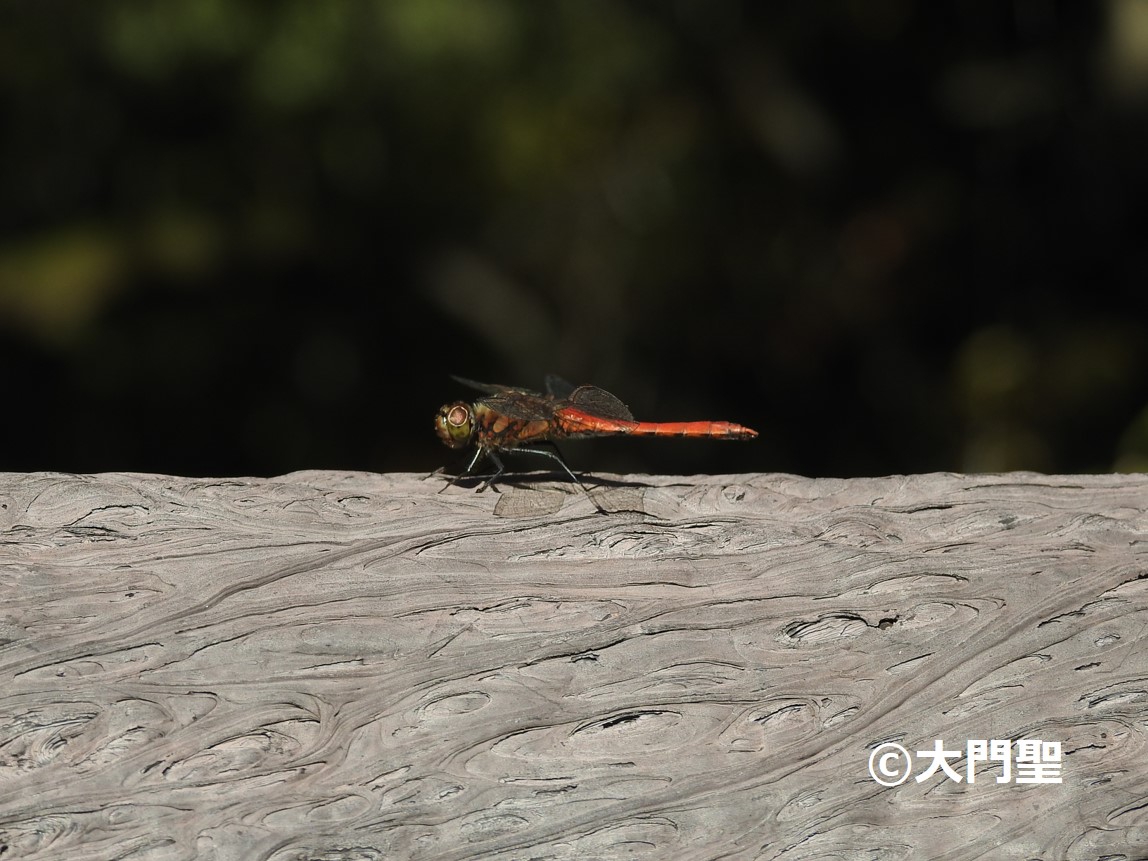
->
[434,402,474,449]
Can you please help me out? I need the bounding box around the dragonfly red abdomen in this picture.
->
[555,409,757,441]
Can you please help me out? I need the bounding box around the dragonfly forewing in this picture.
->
[450,376,543,398]
[478,391,559,422]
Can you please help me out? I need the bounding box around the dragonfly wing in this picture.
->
[567,385,634,421]
[544,374,577,399]
[478,391,557,421]
[450,376,541,397]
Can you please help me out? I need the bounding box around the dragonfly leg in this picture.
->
[475,450,506,493]
[437,446,488,493]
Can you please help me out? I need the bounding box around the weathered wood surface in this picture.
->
[1,470,1146,860]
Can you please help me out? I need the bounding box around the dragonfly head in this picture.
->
[435,402,475,449]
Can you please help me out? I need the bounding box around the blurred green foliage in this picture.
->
[1,1,1146,477]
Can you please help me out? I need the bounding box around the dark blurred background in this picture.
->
[2,1,1147,479]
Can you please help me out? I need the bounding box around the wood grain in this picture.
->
[1,470,1146,860]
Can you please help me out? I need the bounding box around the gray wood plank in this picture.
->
[1,471,1145,860]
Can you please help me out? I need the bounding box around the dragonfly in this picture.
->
[433,375,757,497]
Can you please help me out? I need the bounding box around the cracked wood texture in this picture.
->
[1,470,1146,861]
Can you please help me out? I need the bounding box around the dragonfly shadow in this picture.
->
[441,470,653,517]
[433,437,657,515]
[448,470,652,492]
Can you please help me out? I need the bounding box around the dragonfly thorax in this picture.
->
[435,402,475,449]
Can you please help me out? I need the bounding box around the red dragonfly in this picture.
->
[434,375,757,494]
